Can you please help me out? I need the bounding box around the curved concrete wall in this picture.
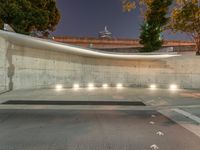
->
[0,30,200,91]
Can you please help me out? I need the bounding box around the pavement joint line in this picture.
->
[0,105,177,110]
[0,104,200,110]
[0,105,156,111]
[173,108,200,124]
[176,105,200,108]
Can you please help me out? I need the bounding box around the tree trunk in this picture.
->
[194,35,200,55]
[0,19,3,29]
[196,41,200,56]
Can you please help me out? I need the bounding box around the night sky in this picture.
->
[53,0,191,40]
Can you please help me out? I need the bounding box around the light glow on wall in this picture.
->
[116,83,123,89]
[169,84,178,91]
[149,84,157,90]
[88,83,95,89]
[102,84,109,88]
[73,84,80,89]
[55,84,63,91]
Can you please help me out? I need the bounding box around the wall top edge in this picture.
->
[0,30,179,60]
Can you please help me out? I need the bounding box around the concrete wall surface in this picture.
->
[0,37,7,92]
[0,31,200,91]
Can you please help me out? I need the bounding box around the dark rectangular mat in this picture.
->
[2,100,145,106]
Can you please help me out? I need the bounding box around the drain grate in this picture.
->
[2,100,145,106]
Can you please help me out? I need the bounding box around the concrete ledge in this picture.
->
[0,30,179,60]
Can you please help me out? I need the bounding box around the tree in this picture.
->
[169,0,200,55]
[0,0,60,36]
[122,0,172,52]
[139,23,163,52]
[140,0,172,52]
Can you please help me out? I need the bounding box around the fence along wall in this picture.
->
[0,31,200,91]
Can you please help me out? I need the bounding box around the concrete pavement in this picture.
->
[0,109,200,150]
[0,88,200,149]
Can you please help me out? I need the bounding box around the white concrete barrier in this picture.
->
[0,30,199,90]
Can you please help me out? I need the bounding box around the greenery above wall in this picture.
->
[0,0,60,36]
[123,0,200,55]
[139,0,172,52]
[123,0,172,52]
[169,0,200,55]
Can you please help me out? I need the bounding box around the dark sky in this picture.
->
[53,0,191,40]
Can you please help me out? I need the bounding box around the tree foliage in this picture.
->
[122,0,136,12]
[139,23,163,52]
[169,0,200,55]
[139,0,172,52]
[0,0,60,35]
[122,0,172,52]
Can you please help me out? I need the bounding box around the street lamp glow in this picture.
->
[169,84,178,91]
[149,84,157,90]
[116,83,123,88]
[102,84,109,88]
[55,84,63,91]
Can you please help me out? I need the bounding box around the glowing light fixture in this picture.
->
[116,83,123,88]
[102,84,109,88]
[88,83,95,89]
[149,84,157,90]
[73,84,80,89]
[55,84,63,91]
[169,84,178,91]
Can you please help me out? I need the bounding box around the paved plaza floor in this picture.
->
[0,109,199,150]
[0,88,200,150]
